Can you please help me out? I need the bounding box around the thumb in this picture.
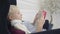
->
[42,10,47,19]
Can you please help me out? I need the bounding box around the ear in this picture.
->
[7,16,12,21]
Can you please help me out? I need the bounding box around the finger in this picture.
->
[42,10,47,19]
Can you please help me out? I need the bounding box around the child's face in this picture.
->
[8,5,22,21]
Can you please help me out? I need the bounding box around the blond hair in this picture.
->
[8,5,20,17]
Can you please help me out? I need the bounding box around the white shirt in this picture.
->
[11,20,36,33]
[17,0,44,23]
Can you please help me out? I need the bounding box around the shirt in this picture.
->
[11,20,36,33]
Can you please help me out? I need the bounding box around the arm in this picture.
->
[33,10,47,32]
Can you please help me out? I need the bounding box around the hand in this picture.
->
[38,10,47,27]
[8,5,22,21]
[35,10,47,32]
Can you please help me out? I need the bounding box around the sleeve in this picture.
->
[22,21,36,33]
